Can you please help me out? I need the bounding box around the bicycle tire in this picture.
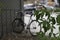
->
[12,18,24,33]
[28,20,41,36]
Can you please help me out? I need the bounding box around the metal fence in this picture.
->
[0,9,20,38]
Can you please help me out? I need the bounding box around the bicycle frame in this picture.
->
[24,12,34,30]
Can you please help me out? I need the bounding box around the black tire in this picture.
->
[28,20,41,36]
[12,18,24,33]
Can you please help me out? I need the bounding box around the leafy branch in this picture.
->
[34,7,56,37]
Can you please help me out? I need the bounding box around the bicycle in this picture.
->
[12,11,24,33]
[12,4,46,36]
[12,10,41,36]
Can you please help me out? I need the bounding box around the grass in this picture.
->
[37,35,60,40]
[36,32,60,40]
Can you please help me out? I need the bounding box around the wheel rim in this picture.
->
[12,20,24,33]
[29,21,40,35]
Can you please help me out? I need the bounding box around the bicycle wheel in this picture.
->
[12,18,24,33]
[29,20,41,36]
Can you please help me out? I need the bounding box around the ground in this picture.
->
[1,31,37,40]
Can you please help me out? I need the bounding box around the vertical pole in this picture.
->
[19,0,24,20]
[20,0,24,12]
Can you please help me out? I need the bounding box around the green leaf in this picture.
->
[47,22,50,29]
[43,21,50,32]
[36,14,40,20]
[34,10,42,15]
[50,17,56,24]
[34,10,39,15]
[56,15,60,25]
[53,33,56,37]
[40,11,44,18]
[37,32,44,37]
[53,26,56,29]
[45,11,50,19]
[51,28,53,33]
[59,27,60,31]
[49,32,51,37]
